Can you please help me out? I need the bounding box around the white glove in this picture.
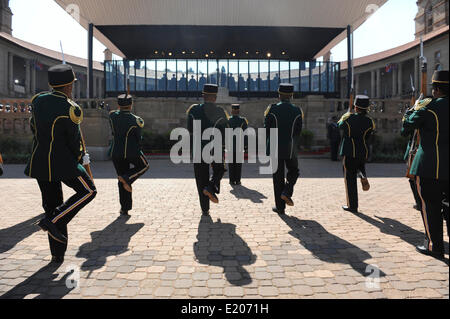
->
[82,153,91,165]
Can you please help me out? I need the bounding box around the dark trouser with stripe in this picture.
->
[37,181,65,257]
[37,172,96,257]
[416,177,449,254]
[112,155,149,211]
[409,177,422,209]
[229,163,242,184]
[273,158,300,211]
[194,162,226,213]
[343,156,367,210]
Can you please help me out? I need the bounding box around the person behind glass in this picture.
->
[401,70,449,260]
[109,94,149,217]
[25,64,97,264]
[338,95,375,213]
[327,116,341,161]
[187,84,230,216]
[264,83,304,215]
[228,104,249,185]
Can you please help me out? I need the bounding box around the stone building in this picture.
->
[0,1,103,99]
[415,0,449,38]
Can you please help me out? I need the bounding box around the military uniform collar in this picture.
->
[52,90,69,99]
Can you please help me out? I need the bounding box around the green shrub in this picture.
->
[141,131,174,153]
[371,134,409,163]
[0,136,32,164]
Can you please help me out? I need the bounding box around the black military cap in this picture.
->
[354,95,370,109]
[48,64,76,88]
[278,83,294,94]
[203,84,219,94]
[231,104,240,110]
[431,70,449,84]
[118,94,133,107]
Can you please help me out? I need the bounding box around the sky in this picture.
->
[10,0,418,63]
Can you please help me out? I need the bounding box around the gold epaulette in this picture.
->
[68,99,83,125]
[186,104,198,115]
[224,110,230,120]
[264,105,272,117]
[338,112,352,123]
[244,117,249,125]
[136,116,145,128]
[414,98,433,111]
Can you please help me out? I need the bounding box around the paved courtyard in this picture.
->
[0,158,448,299]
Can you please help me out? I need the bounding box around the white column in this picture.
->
[25,59,31,95]
[376,68,381,98]
[370,70,376,98]
[398,62,403,97]
[354,73,360,95]
[392,67,397,97]
[8,52,13,94]
[31,62,36,95]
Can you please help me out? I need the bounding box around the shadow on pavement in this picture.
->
[194,215,256,286]
[76,216,144,275]
[0,214,43,254]
[352,212,449,255]
[230,184,267,203]
[279,214,385,278]
[1,263,73,299]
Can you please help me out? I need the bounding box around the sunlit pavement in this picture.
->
[0,159,448,299]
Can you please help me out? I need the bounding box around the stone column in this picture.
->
[31,63,36,96]
[392,67,397,97]
[8,52,13,94]
[370,70,376,98]
[354,73,360,95]
[76,80,81,99]
[397,62,403,97]
[25,59,31,95]
[376,68,381,98]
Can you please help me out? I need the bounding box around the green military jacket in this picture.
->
[187,103,230,151]
[264,101,304,159]
[401,96,449,181]
[24,91,86,182]
[109,110,145,159]
[228,115,249,154]
[338,112,375,160]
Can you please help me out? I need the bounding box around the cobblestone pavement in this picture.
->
[0,159,448,299]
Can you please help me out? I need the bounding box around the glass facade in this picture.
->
[105,59,340,98]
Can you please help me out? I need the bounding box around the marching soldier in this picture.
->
[401,70,449,260]
[187,84,229,215]
[110,94,149,217]
[25,64,97,264]
[264,83,303,215]
[338,95,375,213]
[228,104,248,185]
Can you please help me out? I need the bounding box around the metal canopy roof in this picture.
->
[55,0,387,60]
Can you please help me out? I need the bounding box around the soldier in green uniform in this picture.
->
[401,70,449,259]
[227,104,249,185]
[338,95,375,213]
[187,84,229,215]
[264,84,303,215]
[25,64,97,264]
[109,94,149,216]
